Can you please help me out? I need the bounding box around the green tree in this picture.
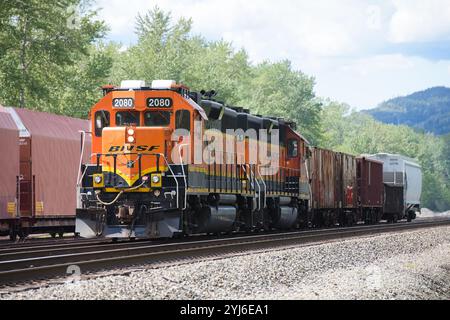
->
[111,7,252,106]
[238,61,321,143]
[48,42,118,118]
[109,7,321,142]
[0,0,106,109]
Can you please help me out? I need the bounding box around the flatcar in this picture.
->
[75,80,421,240]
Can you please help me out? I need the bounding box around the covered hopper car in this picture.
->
[367,153,422,222]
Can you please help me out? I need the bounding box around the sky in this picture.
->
[94,0,450,110]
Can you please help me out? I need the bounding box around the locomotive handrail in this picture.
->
[92,152,166,173]
[177,144,189,210]
[247,164,261,211]
[256,165,267,209]
[88,152,180,209]
[158,153,180,209]
[77,130,88,187]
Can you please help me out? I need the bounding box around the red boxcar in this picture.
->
[1,107,90,239]
[335,152,357,210]
[0,106,20,236]
[13,108,91,217]
[356,157,384,223]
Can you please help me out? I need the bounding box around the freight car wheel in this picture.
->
[407,211,415,223]
[393,214,398,224]
[50,232,57,238]
[18,228,29,241]
[58,232,64,238]
[9,231,17,242]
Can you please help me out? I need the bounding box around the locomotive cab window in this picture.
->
[95,110,110,137]
[144,111,171,127]
[116,111,140,126]
[175,110,191,131]
[288,139,298,158]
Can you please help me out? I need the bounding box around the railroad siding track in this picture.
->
[0,219,449,288]
[0,237,96,251]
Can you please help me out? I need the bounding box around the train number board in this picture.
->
[147,97,173,108]
[113,98,134,108]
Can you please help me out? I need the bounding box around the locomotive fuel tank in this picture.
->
[195,205,237,234]
[271,206,299,229]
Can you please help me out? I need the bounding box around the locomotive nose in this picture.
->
[101,126,171,188]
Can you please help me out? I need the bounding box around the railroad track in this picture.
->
[0,237,91,250]
[0,218,449,288]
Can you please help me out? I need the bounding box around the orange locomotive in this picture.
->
[76,80,308,238]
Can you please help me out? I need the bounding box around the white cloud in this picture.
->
[314,55,450,108]
[389,0,450,43]
[340,54,415,76]
[96,0,383,58]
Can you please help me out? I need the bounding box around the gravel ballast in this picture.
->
[1,226,450,300]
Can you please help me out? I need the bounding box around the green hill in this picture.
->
[364,87,450,135]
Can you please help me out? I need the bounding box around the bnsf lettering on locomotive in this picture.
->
[108,146,120,152]
[108,145,160,152]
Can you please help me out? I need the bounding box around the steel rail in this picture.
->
[0,218,449,287]
[0,238,113,254]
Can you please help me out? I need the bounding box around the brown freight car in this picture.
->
[309,147,338,226]
[356,156,384,224]
[2,107,90,240]
[335,152,359,225]
[0,106,20,237]
[309,148,359,227]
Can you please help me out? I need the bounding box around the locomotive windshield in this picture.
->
[116,111,140,126]
[94,110,110,137]
[144,111,170,127]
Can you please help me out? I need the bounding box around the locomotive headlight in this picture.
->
[93,174,104,188]
[151,174,162,187]
[127,135,135,143]
[127,128,135,136]
[94,176,102,184]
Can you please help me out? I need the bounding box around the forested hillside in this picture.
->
[365,87,450,135]
[0,2,448,210]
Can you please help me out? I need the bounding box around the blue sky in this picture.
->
[94,0,450,110]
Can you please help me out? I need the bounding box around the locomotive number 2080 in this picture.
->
[113,98,134,108]
[147,98,173,108]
